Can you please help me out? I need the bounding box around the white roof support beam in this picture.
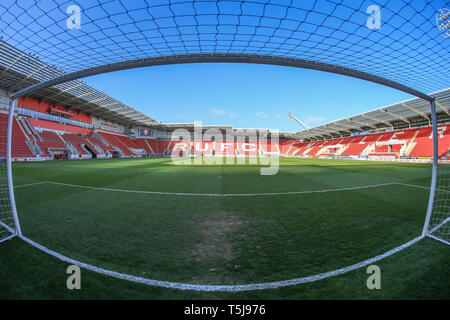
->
[381,109,411,127]
[100,101,121,108]
[25,65,46,80]
[115,109,136,115]
[126,113,144,120]
[87,96,108,104]
[135,116,152,121]
[332,121,357,130]
[402,102,430,125]
[73,90,95,99]
[107,105,127,111]
[347,118,378,129]
[324,124,351,134]
[46,82,84,99]
[311,128,338,137]
[0,53,25,75]
[435,101,450,117]
[362,114,393,129]
[135,115,154,122]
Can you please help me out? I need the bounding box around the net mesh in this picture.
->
[0,0,448,95]
[427,97,450,245]
[0,1,449,245]
[0,99,15,242]
[431,163,450,244]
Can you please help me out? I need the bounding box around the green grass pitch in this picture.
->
[1,157,449,299]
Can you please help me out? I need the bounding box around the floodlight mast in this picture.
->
[288,109,311,130]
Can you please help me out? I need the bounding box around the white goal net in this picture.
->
[0,103,16,243]
[427,163,450,245]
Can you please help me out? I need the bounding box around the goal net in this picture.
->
[0,99,16,243]
[0,0,448,249]
[427,163,450,245]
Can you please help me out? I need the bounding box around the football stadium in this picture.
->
[0,0,449,301]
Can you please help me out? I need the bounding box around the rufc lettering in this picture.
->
[172,142,257,153]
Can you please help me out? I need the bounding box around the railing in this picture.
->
[24,137,39,155]
[15,106,92,129]
[65,143,78,155]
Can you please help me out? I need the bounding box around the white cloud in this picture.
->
[211,108,226,116]
[255,112,268,118]
[305,116,326,123]
[211,108,237,118]
[274,113,284,118]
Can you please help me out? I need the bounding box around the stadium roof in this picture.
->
[159,123,283,137]
[289,88,450,141]
[0,40,160,127]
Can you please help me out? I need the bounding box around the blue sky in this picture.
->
[84,62,414,132]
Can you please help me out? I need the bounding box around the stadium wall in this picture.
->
[92,116,126,134]
[0,88,10,110]
[153,130,172,140]
[18,97,92,125]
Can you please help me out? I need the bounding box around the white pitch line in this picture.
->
[394,182,430,190]
[37,180,402,197]
[13,181,47,189]
[395,182,450,194]
[19,234,423,292]
[14,180,433,196]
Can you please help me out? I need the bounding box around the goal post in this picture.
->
[422,100,450,245]
[0,97,21,243]
[0,0,448,250]
[426,162,450,245]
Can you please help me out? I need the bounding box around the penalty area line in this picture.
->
[395,182,450,194]
[20,180,403,197]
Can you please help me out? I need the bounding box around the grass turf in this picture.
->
[1,157,449,299]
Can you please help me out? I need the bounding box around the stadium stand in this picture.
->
[133,138,154,155]
[96,130,136,157]
[157,140,172,155]
[236,140,259,157]
[342,135,377,156]
[86,136,115,156]
[409,126,450,157]
[4,96,450,161]
[28,118,91,135]
[35,131,67,157]
[61,133,100,158]
[0,113,34,158]
[144,139,159,154]
[279,141,294,155]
